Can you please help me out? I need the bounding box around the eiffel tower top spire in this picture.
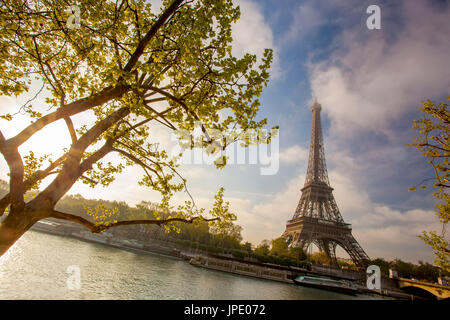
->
[304,100,330,186]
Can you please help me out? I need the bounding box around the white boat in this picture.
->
[293,275,359,295]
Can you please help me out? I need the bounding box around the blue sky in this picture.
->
[1,0,449,263]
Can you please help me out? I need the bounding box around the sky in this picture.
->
[1,0,450,263]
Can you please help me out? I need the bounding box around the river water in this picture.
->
[0,231,378,300]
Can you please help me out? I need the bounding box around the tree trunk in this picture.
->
[0,209,40,257]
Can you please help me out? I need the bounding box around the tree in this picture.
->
[391,259,414,279]
[270,237,289,257]
[254,239,270,256]
[409,97,449,272]
[288,246,307,261]
[242,241,252,253]
[209,219,243,249]
[309,251,330,265]
[414,261,440,282]
[371,258,391,276]
[0,0,273,256]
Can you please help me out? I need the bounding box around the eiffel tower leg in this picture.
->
[294,237,299,247]
[319,239,338,266]
[296,238,304,250]
[284,233,293,246]
[338,235,370,268]
[292,233,304,248]
[316,239,325,254]
[327,241,338,266]
[303,240,309,256]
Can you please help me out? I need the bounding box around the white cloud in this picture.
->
[280,0,359,46]
[278,144,308,164]
[309,1,450,137]
[281,2,325,45]
[232,0,280,78]
[181,167,214,180]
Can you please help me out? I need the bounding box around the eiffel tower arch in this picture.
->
[282,100,370,268]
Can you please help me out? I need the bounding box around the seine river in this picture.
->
[0,231,378,300]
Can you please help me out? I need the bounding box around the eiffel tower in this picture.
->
[282,100,370,268]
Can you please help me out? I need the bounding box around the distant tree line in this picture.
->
[371,257,448,283]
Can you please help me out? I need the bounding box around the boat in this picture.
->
[189,256,293,283]
[293,275,359,295]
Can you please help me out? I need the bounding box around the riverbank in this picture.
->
[29,219,412,300]
[30,219,182,259]
[186,254,416,300]
[2,230,374,300]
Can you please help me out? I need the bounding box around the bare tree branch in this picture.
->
[146,86,225,150]
[6,84,130,148]
[64,116,77,144]
[122,0,184,73]
[30,108,130,206]
[0,130,25,212]
[50,210,219,233]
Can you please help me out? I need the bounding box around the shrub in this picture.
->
[232,250,246,259]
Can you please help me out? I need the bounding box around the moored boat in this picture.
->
[293,275,359,295]
[189,256,293,283]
